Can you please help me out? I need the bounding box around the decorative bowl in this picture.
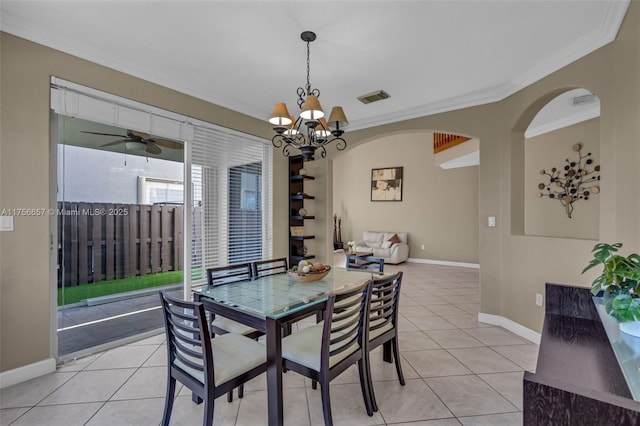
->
[288,266,331,282]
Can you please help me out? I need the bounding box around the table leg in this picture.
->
[266,317,283,426]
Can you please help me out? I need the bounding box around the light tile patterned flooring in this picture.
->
[0,263,538,425]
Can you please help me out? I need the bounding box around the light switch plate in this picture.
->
[1,216,14,232]
[488,216,496,227]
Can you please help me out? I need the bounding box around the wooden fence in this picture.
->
[57,202,185,287]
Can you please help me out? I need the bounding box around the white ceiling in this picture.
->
[0,1,629,132]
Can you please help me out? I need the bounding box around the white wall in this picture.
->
[58,144,183,203]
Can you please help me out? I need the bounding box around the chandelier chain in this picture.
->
[306,39,311,95]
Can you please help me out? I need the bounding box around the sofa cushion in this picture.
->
[381,241,392,249]
[388,233,401,244]
[383,232,407,244]
[362,231,385,249]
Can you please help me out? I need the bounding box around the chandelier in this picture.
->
[269,31,348,160]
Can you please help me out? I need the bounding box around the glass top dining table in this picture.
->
[194,268,377,319]
[192,267,384,426]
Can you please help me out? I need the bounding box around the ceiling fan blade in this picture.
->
[149,138,184,150]
[82,131,127,137]
[128,130,150,140]
[145,142,162,154]
[100,139,130,147]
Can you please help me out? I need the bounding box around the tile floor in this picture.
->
[0,263,539,425]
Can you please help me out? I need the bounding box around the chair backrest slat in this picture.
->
[253,258,288,277]
[322,282,370,366]
[368,272,402,336]
[206,263,253,286]
[160,292,214,381]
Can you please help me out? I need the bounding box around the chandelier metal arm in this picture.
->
[272,133,346,158]
[297,86,320,109]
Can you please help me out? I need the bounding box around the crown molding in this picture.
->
[1,1,629,131]
[347,0,629,130]
[525,105,600,138]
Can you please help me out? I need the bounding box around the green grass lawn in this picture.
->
[58,271,184,306]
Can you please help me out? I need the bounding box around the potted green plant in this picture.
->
[583,243,640,335]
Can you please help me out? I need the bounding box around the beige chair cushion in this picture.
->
[369,317,393,340]
[174,333,265,386]
[281,324,359,371]
[212,317,259,336]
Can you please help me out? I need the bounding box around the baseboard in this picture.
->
[407,257,479,269]
[478,312,541,345]
[0,357,56,389]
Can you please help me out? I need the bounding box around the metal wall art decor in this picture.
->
[537,143,600,218]
[371,167,403,201]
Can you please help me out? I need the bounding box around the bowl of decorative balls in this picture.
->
[289,260,331,282]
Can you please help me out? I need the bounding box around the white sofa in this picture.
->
[353,231,409,264]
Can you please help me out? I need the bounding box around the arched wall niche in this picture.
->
[511,86,601,239]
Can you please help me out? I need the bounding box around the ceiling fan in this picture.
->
[82,130,183,154]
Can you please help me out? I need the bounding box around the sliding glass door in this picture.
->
[51,77,272,358]
[54,115,184,357]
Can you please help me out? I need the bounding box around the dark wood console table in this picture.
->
[523,283,640,424]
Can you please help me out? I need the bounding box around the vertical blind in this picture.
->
[190,126,273,286]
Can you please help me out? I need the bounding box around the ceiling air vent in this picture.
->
[573,93,598,106]
[357,90,390,105]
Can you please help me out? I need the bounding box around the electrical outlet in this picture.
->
[421,244,425,250]
[536,293,543,307]
[0,216,14,232]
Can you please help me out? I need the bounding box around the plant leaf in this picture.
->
[582,258,604,274]
[604,291,640,322]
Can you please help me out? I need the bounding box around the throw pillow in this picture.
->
[381,241,392,249]
[388,233,401,244]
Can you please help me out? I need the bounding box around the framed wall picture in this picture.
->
[371,167,403,201]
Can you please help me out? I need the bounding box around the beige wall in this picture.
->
[333,131,479,263]
[525,118,600,239]
[0,33,290,372]
[335,3,639,334]
[1,1,639,376]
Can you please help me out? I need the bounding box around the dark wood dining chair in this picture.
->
[205,263,264,401]
[158,291,267,426]
[346,254,384,275]
[281,282,375,425]
[252,257,288,277]
[205,263,263,341]
[206,262,253,286]
[364,271,404,413]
